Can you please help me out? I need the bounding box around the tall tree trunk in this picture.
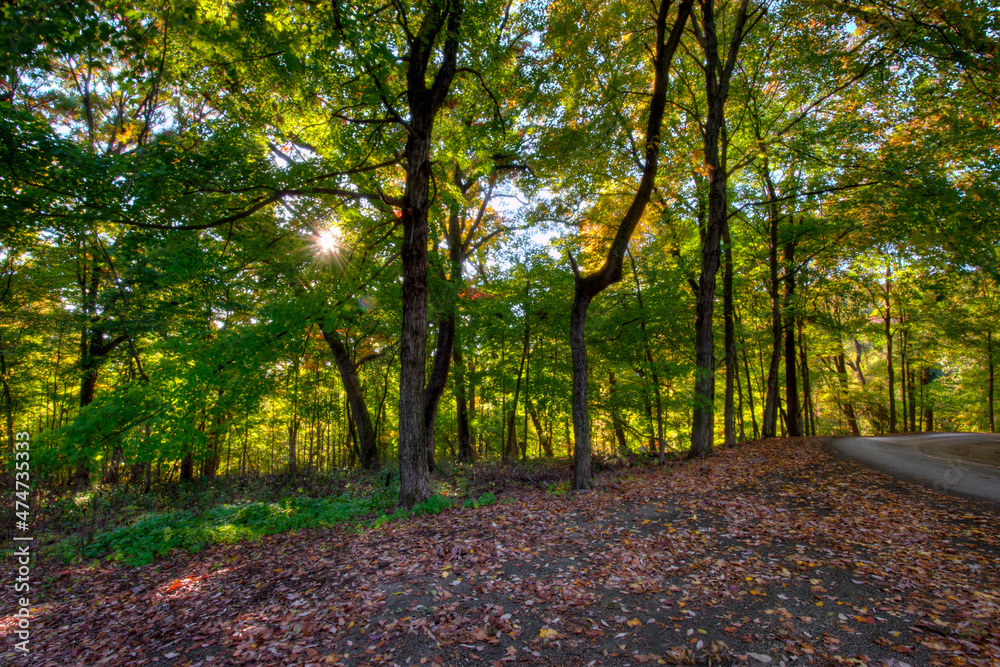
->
[690,0,757,458]
[74,261,127,489]
[884,262,897,433]
[722,221,737,447]
[76,328,100,489]
[635,378,656,452]
[506,316,529,460]
[761,170,782,440]
[288,358,300,473]
[424,313,455,470]
[922,365,934,431]
[798,319,815,436]
[609,371,629,456]
[569,293,594,482]
[396,0,462,509]
[734,349,747,441]
[522,336,531,460]
[852,339,868,385]
[528,401,552,457]
[321,328,379,470]
[908,368,917,432]
[899,328,910,432]
[1,345,15,493]
[783,239,801,436]
[988,331,996,433]
[453,335,473,461]
[740,331,759,439]
[468,357,477,456]
[834,352,861,436]
[288,418,299,474]
[180,453,194,483]
[499,329,507,460]
[628,251,666,462]
[568,0,692,488]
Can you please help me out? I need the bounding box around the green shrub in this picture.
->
[546,480,570,495]
[66,492,394,566]
[462,491,496,508]
[371,493,455,529]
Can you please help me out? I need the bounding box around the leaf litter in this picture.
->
[2,437,998,666]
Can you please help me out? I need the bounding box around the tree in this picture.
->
[687,0,764,458]
[556,0,693,489]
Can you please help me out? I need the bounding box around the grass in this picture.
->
[26,455,581,568]
[59,492,394,566]
[51,485,500,567]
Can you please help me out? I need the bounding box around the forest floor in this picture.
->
[3,436,1000,667]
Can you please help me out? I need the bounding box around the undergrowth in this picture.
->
[51,482,500,567]
[55,488,396,566]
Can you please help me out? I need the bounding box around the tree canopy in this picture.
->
[2,0,998,505]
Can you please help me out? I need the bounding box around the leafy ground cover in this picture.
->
[2,437,998,666]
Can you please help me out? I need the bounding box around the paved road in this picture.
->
[826,432,1000,505]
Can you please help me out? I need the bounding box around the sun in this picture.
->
[315,227,341,253]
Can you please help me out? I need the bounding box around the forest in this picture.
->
[1,0,999,517]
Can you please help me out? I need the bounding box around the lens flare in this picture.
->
[316,228,341,253]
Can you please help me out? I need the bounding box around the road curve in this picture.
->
[826,433,1000,506]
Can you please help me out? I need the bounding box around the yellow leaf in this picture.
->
[627,618,642,627]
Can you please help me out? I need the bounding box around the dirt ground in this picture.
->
[3,437,999,666]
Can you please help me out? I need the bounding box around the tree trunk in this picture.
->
[396,0,463,509]
[180,452,194,483]
[690,0,752,458]
[884,262,897,433]
[1,345,16,492]
[529,401,552,457]
[798,319,815,436]
[740,331,759,439]
[75,329,101,490]
[424,313,455,470]
[783,240,801,436]
[288,359,300,474]
[761,172,782,440]
[922,365,934,431]
[989,331,996,433]
[834,352,861,436]
[641,374,655,450]
[321,328,379,470]
[103,446,125,485]
[852,339,868,385]
[722,221,737,447]
[522,335,531,460]
[288,417,299,474]
[627,252,667,462]
[505,315,530,459]
[569,291,594,487]
[734,349,746,441]
[568,0,692,487]
[73,258,129,490]
[903,325,916,432]
[609,371,629,456]
[468,357,477,456]
[453,335,473,461]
